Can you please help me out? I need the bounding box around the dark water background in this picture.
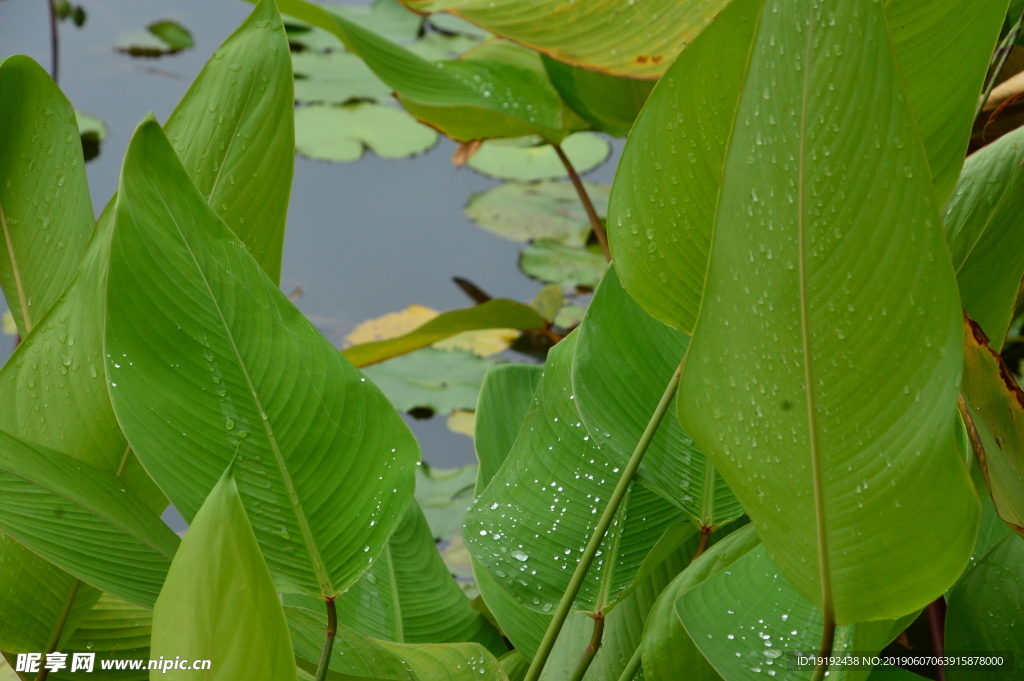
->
[0,0,621,490]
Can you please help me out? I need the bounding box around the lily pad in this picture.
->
[360,347,497,414]
[519,239,606,289]
[285,22,345,53]
[295,102,438,161]
[446,410,476,438]
[330,0,424,43]
[464,179,609,247]
[415,462,478,542]
[291,51,391,103]
[465,131,610,180]
[114,20,193,57]
[74,110,106,162]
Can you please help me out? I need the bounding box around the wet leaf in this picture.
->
[465,133,609,181]
[361,348,497,414]
[51,595,151,681]
[464,180,609,247]
[343,300,543,367]
[519,240,606,289]
[474,363,543,493]
[542,56,654,137]
[295,103,438,161]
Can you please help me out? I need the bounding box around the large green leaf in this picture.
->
[943,126,1024,351]
[52,594,151,681]
[104,117,419,599]
[608,0,1006,334]
[398,0,732,78]
[945,533,1024,679]
[665,0,978,624]
[0,56,94,337]
[343,300,544,368]
[677,540,913,681]
[960,316,1024,537]
[150,470,297,681]
[541,57,654,137]
[274,0,585,142]
[163,0,294,283]
[330,501,504,654]
[287,606,509,681]
[473,363,543,493]
[572,266,741,528]
[465,333,686,615]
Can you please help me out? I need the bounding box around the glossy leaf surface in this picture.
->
[943,125,1024,350]
[163,0,294,283]
[287,606,509,681]
[52,594,151,681]
[465,333,686,614]
[573,266,741,528]
[105,118,419,598]
[0,56,94,337]
[344,300,544,367]
[333,501,504,653]
[474,363,542,492]
[945,533,1024,679]
[608,0,1005,334]
[150,470,297,681]
[542,57,654,137]
[960,316,1024,537]
[670,0,978,624]
[398,0,732,78]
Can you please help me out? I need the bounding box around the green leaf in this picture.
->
[960,316,1024,537]
[474,363,543,493]
[330,501,504,653]
[147,20,194,51]
[105,117,419,599]
[945,533,1024,679]
[0,536,100,653]
[676,539,914,681]
[273,0,585,142]
[0,56,94,337]
[150,469,297,681]
[465,332,686,615]
[542,57,654,137]
[520,240,606,289]
[943,126,1024,351]
[398,0,732,78]
[344,300,544,368]
[608,0,1006,335]
[466,133,610,182]
[667,0,978,624]
[287,606,509,681]
[416,463,477,543]
[163,0,294,283]
[52,594,151,681]
[332,0,425,43]
[295,103,439,162]
[292,51,392,104]
[0,429,180,608]
[573,265,741,528]
[361,348,497,414]
[464,181,608,248]
[499,651,528,681]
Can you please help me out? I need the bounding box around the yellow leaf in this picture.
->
[344,304,439,345]
[446,409,477,438]
[434,328,520,356]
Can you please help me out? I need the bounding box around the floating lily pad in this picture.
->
[1,310,16,336]
[330,0,424,43]
[446,409,476,438]
[415,462,478,542]
[360,347,496,414]
[519,239,607,289]
[464,179,609,247]
[295,103,438,162]
[291,51,391,103]
[114,20,193,57]
[285,23,345,53]
[465,132,610,181]
[74,110,107,162]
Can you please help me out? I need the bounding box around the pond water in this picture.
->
[0,0,621,483]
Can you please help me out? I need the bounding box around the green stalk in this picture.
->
[522,356,686,681]
[809,619,836,681]
[313,598,338,681]
[35,580,81,681]
[616,646,642,681]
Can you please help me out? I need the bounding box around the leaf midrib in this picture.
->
[146,191,334,598]
[383,543,403,643]
[0,199,31,333]
[796,2,833,620]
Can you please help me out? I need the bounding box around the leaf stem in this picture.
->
[552,143,610,261]
[977,8,1024,119]
[522,356,686,681]
[809,617,836,681]
[313,598,337,681]
[35,579,81,681]
[47,0,59,83]
[616,646,642,681]
[3,651,27,680]
[568,612,605,681]
[691,526,711,563]
[927,598,947,681]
